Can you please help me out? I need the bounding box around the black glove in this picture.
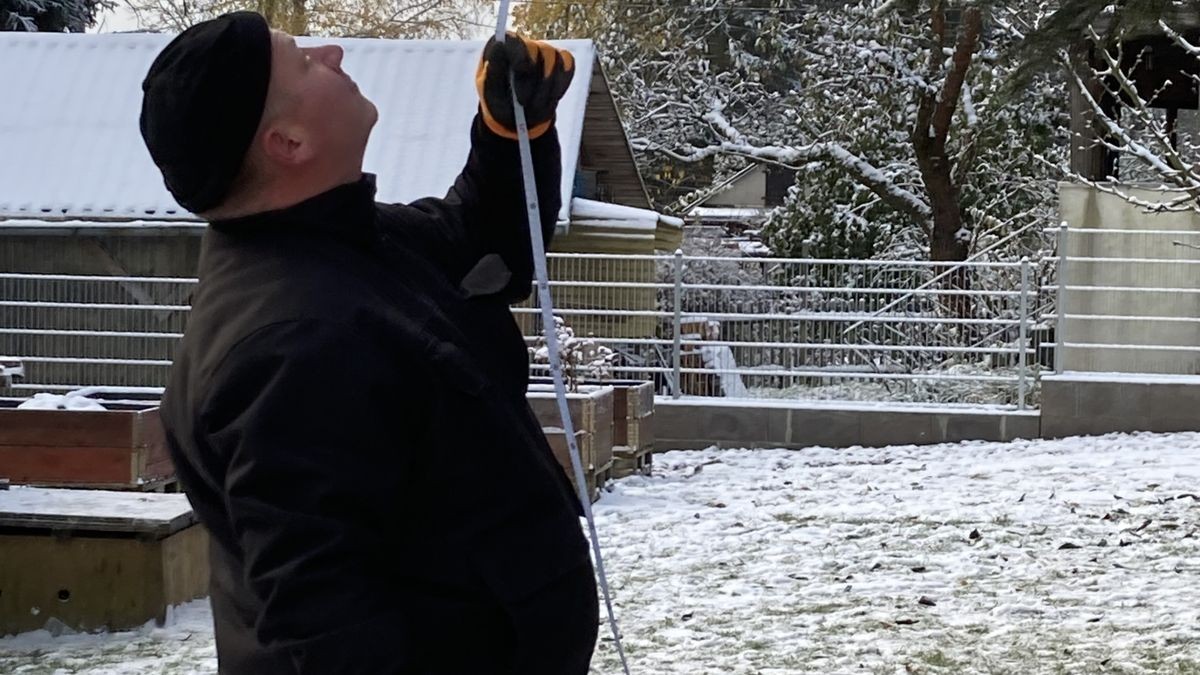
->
[476,33,575,140]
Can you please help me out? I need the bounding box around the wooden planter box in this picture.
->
[614,420,655,478]
[608,380,656,478]
[0,403,174,491]
[529,380,657,479]
[528,385,615,481]
[0,486,209,636]
[543,429,600,503]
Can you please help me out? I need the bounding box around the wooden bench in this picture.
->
[0,486,209,636]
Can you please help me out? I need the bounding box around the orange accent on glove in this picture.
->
[476,34,575,141]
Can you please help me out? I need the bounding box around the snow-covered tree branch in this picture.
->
[1058,20,1200,213]
[523,0,1067,262]
[530,316,617,392]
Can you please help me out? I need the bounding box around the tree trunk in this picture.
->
[911,3,980,318]
[289,0,308,35]
[256,0,308,35]
[926,173,968,262]
[919,150,972,318]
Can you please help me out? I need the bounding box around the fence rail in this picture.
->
[1,253,1042,408]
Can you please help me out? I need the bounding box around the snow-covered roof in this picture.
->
[688,206,769,220]
[559,197,683,253]
[571,198,683,230]
[0,32,594,224]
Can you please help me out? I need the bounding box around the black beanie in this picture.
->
[139,11,272,214]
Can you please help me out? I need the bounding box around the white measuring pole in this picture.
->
[492,4,631,673]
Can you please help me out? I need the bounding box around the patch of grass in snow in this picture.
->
[912,649,963,671]
[743,638,772,651]
[798,602,848,615]
[771,511,811,524]
[1122,653,1200,675]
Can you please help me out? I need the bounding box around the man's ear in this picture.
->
[261,123,314,166]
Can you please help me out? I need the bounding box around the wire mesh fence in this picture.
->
[0,273,193,396]
[1,253,1041,408]
[522,253,1040,408]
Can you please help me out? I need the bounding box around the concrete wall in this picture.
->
[653,374,1200,451]
[1058,183,1200,374]
[655,399,1041,450]
[1041,373,1200,437]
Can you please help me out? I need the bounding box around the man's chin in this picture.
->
[366,99,379,128]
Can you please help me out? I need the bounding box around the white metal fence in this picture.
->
[524,254,1042,408]
[1,253,1043,408]
[0,272,192,397]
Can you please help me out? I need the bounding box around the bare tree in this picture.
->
[633,1,1064,264]
[122,0,489,38]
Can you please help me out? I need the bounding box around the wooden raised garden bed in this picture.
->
[610,380,656,478]
[542,428,599,503]
[530,379,656,480]
[0,402,174,491]
[528,384,615,496]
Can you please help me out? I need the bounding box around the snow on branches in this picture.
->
[522,0,1067,262]
[1058,19,1200,213]
[529,316,617,392]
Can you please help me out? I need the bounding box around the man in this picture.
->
[139,11,597,674]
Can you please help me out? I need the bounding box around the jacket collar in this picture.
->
[207,173,379,243]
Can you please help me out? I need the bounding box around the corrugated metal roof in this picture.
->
[0,32,593,223]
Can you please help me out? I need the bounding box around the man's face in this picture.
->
[265,30,378,174]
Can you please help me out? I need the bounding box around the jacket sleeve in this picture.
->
[395,113,562,303]
[200,319,422,674]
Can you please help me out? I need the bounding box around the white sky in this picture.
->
[90,4,141,33]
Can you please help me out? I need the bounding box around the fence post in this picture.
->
[1055,223,1068,374]
[672,249,684,399]
[1018,257,1031,411]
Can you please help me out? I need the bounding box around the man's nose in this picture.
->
[317,44,343,69]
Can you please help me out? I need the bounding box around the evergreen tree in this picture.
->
[1,0,107,31]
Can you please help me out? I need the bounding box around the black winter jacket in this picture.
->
[161,117,594,674]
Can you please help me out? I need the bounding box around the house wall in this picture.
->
[1058,184,1200,374]
[704,166,767,208]
[655,399,1040,450]
[579,62,652,210]
[0,229,664,396]
[654,375,1200,450]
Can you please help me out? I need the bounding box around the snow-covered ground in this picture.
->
[3,433,1200,674]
